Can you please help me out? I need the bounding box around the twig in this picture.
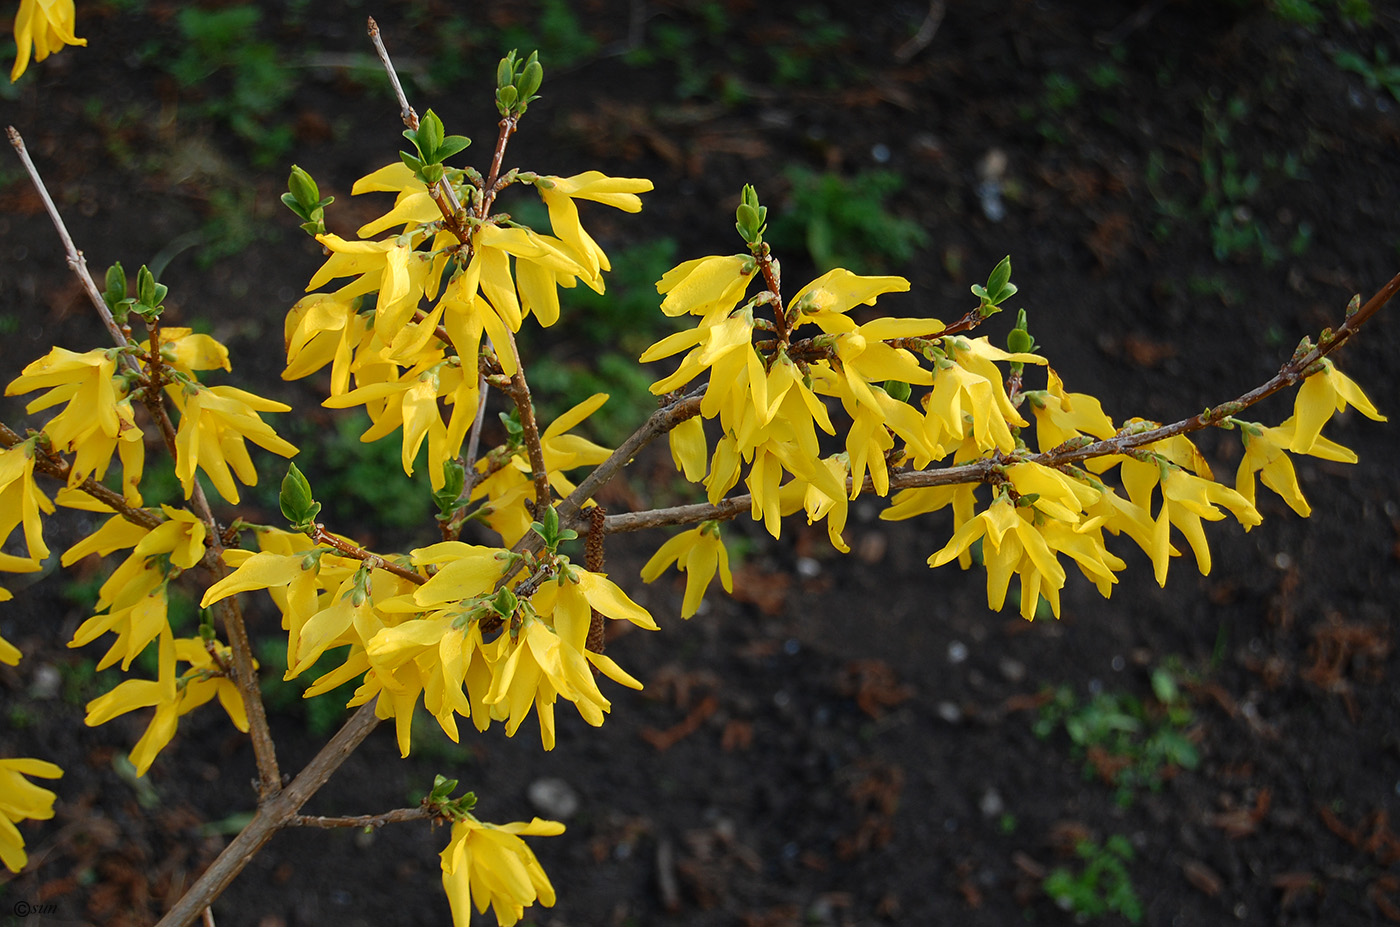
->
[894,0,946,64]
[309,525,425,586]
[6,127,133,363]
[366,17,416,131]
[501,331,553,516]
[287,806,434,829]
[0,423,164,530]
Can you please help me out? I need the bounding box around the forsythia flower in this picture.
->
[440,816,564,927]
[6,346,145,500]
[640,522,733,618]
[83,629,251,775]
[1288,358,1386,454]
[9,0,85,82]
[0,438,53,563]
[1235,416,1357,517]
[169,384,298,503]
[0,757,63,872]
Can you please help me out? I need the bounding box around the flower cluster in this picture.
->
[202,527,657,755]
[284,162,650,491]
[640,232,1385,622]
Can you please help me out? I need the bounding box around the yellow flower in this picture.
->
[1237,414,1360,520]
[68,505,206,671]
[0,756,63,873]
[0,438,53,563]
[1288,359,1385,454]
[656,254,756,320]
[787,268,910,334]
[1028,367,1117,452]
[10,0,85,82]
[169,384,298,503]
[469,394,613,545]
[439,816,564,927]
[172,637,251,734]
[928,494,1067,619]
[537,170,654,283]
[84,628,179,775]
[640,522,733,618]
[1151,468,1260,584]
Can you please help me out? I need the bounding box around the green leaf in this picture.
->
[434,135,471,162]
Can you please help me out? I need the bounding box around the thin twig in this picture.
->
[309,525,425,586]
[0,423,163,530]
[288,806,434,829]
[7,127,133,362]
[366,17,416,131]
[502,331,553,516]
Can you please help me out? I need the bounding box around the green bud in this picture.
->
[287,165,319,209]
[517,57,543,101]
[497,52,516,91]
[497,85,518,111]
[734,184,767,244]
[103,262,128,312]
[135,265,167,317]
[490,586,518,619]
[417,110,445,160]
[279,462,321,531]
[432,459,466,517]
[883,380,912,403]
[1006,308,1035,354]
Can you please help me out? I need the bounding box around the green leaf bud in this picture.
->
[517,57,544,101]
[287,165,320,209]
[279,462,321,530]
[883,380,912,403]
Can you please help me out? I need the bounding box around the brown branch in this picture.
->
[309,525,425,586]
[288,806,434,829]
[0,423,163,530]
[154,701,382,927]
[555,389,705,533]
[496,330,553,516]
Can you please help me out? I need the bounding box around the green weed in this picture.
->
[771,167,928,273]
[164,6,298,167]
[1332,46,1400,104]
[1043,834,1144,924]
[499,0,599,70]
[1034,663,1200,807]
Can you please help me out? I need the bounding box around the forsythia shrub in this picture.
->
[1,11,1394,927]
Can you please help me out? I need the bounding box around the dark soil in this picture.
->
[2,2,1399,926]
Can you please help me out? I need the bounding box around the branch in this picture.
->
[0,423,163,530]
[155,701,383,927]
[309,525,425,586]
[6,127,133,363]
[287,806,434,829]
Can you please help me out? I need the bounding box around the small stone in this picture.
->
[947,641,969,664]
[979,788,1005,818]
[936,701,963,723]
[29,663,61,700]
[998,658,1026,683]
[528,777,580,820]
